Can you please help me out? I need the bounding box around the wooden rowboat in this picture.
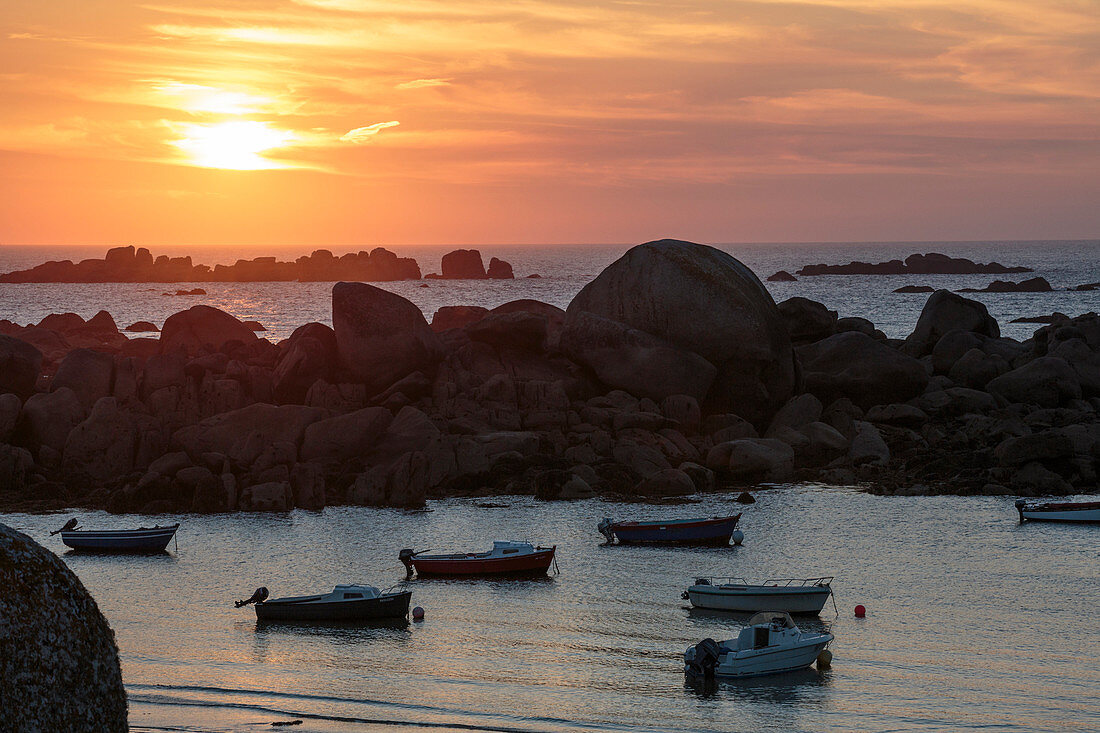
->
[400,541,556,577]
[1015,499,1100,523]
[598,515,741,545]
[54,520,179,553]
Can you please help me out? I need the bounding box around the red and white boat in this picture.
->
[1015,499,1100,523]
[400,541,556,577]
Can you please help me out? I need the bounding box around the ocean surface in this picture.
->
[5,488,1100,732]
[1,240,1099,342]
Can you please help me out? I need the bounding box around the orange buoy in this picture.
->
[412,606,425,620]
[854,604,866,618]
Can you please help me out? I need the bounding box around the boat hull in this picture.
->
[1018,501,1100,523]
[411,548,556,576]
[714,639,831,678]
[60,525,179,553]
[255,591,411,621]
[688,586,831,614]
[609,516,740,545]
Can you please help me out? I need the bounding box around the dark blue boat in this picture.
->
[598,515,741,545]
[57,523,179,553]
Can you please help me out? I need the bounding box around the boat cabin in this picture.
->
[734,611,798,651]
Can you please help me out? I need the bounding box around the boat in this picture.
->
[1015,499,1100,523]
[235,585,412,622]
[400,541,556,577]
[597,514,741,545]
[53,519,179,553]
[684,611,833,679]
[683,577,833,614]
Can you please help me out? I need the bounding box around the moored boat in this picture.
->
[598,515,741,545]
[400,541,556,577]
[684,611,833,679]
[1015,499,1100,523]
[684,577,833,614]
[53,519,179,553]
[235,585,412,622]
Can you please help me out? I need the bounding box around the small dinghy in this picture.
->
[684,577,833,614]
[400,541,556,577]
[1015,499,1100,523]
[52,519,179,553]
[235,585,412,622]
[684,611,833,679]
[598,515,741,545]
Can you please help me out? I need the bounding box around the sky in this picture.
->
[1,0,1098,246]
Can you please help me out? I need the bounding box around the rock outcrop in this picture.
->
[798,253,1031,276]
[0,523,127,731]
[0,245,421,282]
[1,243,1099,509]
[903,290,999,357]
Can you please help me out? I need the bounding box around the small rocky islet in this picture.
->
[1,238,1099,516]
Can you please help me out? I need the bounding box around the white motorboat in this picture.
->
[683,577,833,614]
[684,611,833,679]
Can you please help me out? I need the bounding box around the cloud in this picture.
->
[340,121,401,143]
[396,78,451,90]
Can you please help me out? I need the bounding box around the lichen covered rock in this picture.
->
[0,523,127,730]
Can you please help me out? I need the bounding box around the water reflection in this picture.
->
[253,617,411,640]
[685,667,830,700]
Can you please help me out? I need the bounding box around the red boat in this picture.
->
[400,541,556,577]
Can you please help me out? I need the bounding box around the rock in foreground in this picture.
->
[0,523,127,731]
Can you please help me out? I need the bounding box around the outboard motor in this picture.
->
[399,549,417,576]
[1014,498,1027,523]
[685,638,722,679]
[597,518,615,544]
[50,518,79,536]
[235,587,269,608]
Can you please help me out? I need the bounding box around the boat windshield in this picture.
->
[747,611,796,628]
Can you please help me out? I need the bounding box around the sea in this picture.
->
[1,240,1099,732]
[4,490,1100,732]
[1,240,1099,342]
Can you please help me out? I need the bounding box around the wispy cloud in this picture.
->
[396,78,451,90]
[340,121,400,143]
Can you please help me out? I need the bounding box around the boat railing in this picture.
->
[698,576,833,588]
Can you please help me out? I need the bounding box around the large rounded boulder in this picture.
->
[273,322,337,404]
[159,305,258,356]
[562,239,796,424]
[0,334,42,398]
[0,523,127,730]
[332,282,443,394]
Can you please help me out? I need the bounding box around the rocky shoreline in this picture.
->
[1,239,1098,514]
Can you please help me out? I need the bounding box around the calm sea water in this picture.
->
[4,487,1100,732]
[1,241,1099,342]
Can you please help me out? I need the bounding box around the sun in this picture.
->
[171,120,295,170]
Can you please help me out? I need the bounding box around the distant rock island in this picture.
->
[959,277,1053,293]
[0,246,517,283]
[797,252,1032,276]
[2,239,1098,516]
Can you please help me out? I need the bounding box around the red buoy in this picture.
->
[412,606,425,620]
[854,604,866,618]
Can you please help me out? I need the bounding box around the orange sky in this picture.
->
[1,0,1097,245]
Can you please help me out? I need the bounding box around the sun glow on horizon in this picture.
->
[170,120,296,170]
